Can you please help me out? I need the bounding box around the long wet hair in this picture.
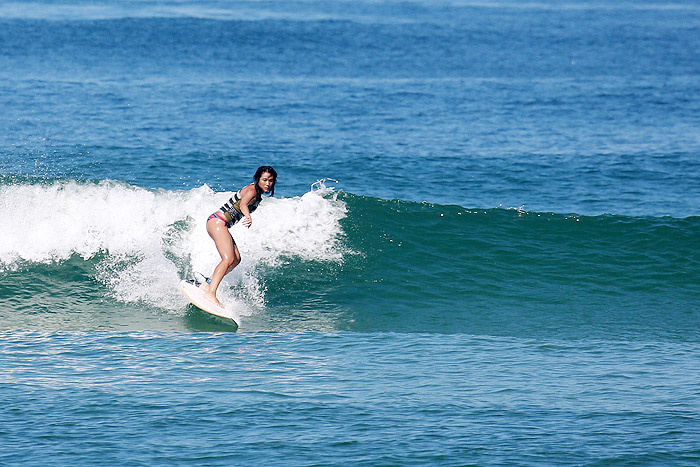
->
[254,165,277,197]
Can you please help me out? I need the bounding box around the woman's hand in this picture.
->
[243,215,252,228]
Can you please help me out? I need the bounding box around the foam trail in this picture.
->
[0,179,348,322]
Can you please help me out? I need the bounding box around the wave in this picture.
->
[1,178,699,338]
[0,178,347,323]
[320,193,699,338]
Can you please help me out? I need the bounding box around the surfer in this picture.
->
[200,166,277,307]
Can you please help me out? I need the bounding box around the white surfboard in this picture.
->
[179,280,239,326]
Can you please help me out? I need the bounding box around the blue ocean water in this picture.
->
[1,0,700,465]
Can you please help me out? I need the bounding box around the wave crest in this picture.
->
[0,179,348,321]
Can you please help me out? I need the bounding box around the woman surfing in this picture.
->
[199,165,277,307]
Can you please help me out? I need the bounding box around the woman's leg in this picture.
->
[203,218,241,306]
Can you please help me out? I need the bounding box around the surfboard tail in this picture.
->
[179,280,238,326]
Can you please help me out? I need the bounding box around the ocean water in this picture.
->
[1,0,700,465]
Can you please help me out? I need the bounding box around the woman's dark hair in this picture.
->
[254,166,277,196]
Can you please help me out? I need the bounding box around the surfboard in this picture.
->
[179,279,239,326]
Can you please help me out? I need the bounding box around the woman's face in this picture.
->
[258,172,275,193]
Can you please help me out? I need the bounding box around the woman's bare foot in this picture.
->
[205,294,224,308]
[197,283,222,307]
[199,283,224,307]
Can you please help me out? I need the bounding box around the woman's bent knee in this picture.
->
[221,256,236,269]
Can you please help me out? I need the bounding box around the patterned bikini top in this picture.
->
[219,186,262,224]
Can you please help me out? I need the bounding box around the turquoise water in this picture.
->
[3,332,699,465]
[1,0,700,465]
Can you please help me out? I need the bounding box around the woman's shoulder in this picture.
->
[239,183,257,197]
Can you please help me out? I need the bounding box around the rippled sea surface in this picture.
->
[1,0,699,464]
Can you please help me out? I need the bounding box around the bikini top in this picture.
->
[219,186,262,224]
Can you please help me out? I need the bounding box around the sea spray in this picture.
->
[0,179,349,323]
[0,179,202,265]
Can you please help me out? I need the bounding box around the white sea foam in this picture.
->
[0,179,347,322]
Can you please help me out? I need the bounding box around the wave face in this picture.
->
[1,178,697,339]
[331,196,700,339]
